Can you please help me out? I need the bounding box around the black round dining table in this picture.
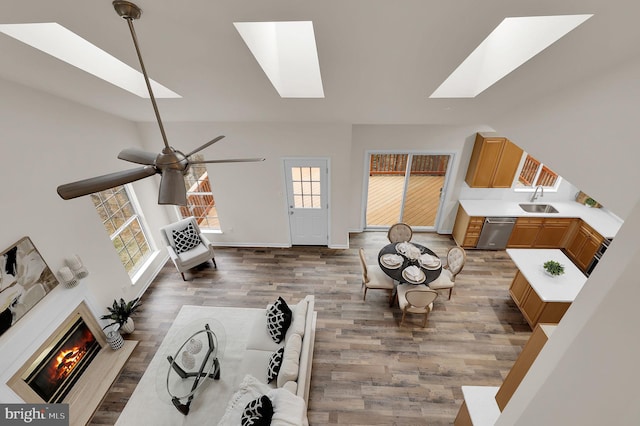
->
[377,242,442,286]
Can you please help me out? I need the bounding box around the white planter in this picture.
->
[120,318,135,334]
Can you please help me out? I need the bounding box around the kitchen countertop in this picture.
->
[507,249,587,302]
[461,386,501,426]
[459,199,623,239]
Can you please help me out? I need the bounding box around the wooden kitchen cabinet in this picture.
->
[452,205,484,248]
[495,324,556,411]
[565,221,603,271]
[509,271,571,329]
[533,218,575,248]
[507,217,575,249]
[507,218,544,248]
[465,133,524,188]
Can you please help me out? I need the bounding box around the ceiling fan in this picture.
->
[57,1,264,206]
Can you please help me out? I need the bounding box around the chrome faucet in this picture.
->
[530,185,544,202]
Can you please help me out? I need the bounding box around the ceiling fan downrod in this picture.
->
[113,1,171,151]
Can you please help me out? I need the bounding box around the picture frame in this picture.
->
[0,236,60,337]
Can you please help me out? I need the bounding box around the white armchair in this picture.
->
[159,216,217,281]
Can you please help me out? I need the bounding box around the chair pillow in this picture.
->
[171,222,201,253]
[267,347,285,383]
[241,395,273,426]
[266,297,292,344]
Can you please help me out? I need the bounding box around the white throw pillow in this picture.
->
[267,388,307,426]
[277,333,302,388]
[217,375,272,426]
[287,299,308,339]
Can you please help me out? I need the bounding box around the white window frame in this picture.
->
[91,185,154,278]
[513,153,562,193]
[177,159,221,231]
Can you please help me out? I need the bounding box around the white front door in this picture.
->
[284,159,329,245]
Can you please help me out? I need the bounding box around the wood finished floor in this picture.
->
[90,232,531,426]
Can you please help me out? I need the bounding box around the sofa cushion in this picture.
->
[241,395,273,426]
[277,333,302,388]
[267,347,285,384]
[246,316,281,353]
[284,299,308,341]
[267,388,307,426]
[247,300,307,352]
[171,222,201,253]
[218,375,272,426]
[266,297,292,344]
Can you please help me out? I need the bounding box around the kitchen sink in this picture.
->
[519,203,559,214]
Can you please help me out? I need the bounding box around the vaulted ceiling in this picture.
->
[2,0,639,125]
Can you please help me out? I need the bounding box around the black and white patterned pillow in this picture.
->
[267,347,284,383]
[172,223,201,253]
[266,297,292,344]
[241,395,273,426]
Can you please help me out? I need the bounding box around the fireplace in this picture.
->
[25,316,101,403]
[8,301,138,426]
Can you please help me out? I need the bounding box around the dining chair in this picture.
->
[428,246,466,299]
[159,216,217,281]
[387,222,413,243]
[397,284,438,327]
[358,248,395,302]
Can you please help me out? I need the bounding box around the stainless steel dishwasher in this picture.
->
[476,217,517,249]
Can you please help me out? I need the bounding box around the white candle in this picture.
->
[59,266,75,282]
[66,255,82,270]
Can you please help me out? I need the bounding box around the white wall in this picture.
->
[0,79,170,401]
[492,58,640,424]
[136,122,353,248]
[492,57,640,220]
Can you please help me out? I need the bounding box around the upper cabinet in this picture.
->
[465,133,524,188]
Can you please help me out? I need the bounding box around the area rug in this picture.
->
[116,305,264,426]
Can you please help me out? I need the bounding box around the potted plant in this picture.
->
[101,297,141,334]
[543,260,565,277]
[585,197,597,207]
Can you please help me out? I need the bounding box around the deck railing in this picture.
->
[179,171,215,224]
[369,154,448,176]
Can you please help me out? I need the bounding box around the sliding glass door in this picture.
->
[365,153,450,229]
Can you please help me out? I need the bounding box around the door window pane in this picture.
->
[290,167,321,209]
[366,153,448,228]
[403,155,449,227]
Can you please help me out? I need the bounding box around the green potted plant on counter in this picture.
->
[543,260,565,277]
[101,297,141,334]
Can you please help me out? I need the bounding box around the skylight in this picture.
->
[429,14,593,98]
[0,23,180,98]
[234,21,324,98]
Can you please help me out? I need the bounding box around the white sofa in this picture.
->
[217,295,317,425]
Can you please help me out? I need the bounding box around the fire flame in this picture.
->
[53,346,85,381]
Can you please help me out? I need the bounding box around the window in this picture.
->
[291,166,321,208]
[517,154,560,189]
[179,156,220,230]
[90,186,152,276]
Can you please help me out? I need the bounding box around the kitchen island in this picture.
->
[506,249,587,328]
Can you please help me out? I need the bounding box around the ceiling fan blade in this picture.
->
[158,169,187,206]
[190,158,266,164]
[118,148,158,165]
[57,166,157,200]
[185,135,226,158]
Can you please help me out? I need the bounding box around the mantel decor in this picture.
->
[0,237,60,337]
